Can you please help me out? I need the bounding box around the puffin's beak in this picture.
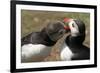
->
[64,26,70,33]
[63,18,72,32]
[63,18,72,23]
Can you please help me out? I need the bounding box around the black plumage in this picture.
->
[60,19,90,60]
[65,35,90,60]
[21,21,65,46]
[21,28,56,46]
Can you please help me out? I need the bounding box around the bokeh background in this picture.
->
[21,10,90,62]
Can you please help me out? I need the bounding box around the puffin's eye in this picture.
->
[72,23,75,27]
[59,30,64,34]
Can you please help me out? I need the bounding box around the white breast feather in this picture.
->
[22,44,52,62]
[60,42,74,61]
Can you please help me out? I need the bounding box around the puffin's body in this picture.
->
[21,21,66,62]
[60,19,90,61]
[21,32,54,62]
[60,35,90,61]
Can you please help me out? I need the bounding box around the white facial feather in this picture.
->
[21,44,52,62]
[68,21,79,36]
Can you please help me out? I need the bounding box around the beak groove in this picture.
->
[64,26,70,33]
[63,18,72,33]
[64,26,70,30]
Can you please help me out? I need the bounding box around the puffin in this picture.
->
[60,18,90,61]
[21,21,68,62]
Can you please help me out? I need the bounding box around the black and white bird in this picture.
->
[21,21,67,62]
[60,18,90,61]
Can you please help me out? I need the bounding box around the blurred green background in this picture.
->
[21,10,90,62]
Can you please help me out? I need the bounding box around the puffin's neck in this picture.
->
[40,28,57,46]
[65,34,85,47]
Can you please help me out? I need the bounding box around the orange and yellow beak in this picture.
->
[63,18,73,23]
[63,18,72,32]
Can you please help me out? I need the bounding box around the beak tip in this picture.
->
[64,26,70,33]
[64,26,70,30]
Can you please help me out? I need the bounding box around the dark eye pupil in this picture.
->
[72,23,75,27]
[59,30,63,34]
[60,32,63,34]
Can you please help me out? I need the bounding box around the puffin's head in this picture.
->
[45,21,67,42]
[63,18,86,37]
